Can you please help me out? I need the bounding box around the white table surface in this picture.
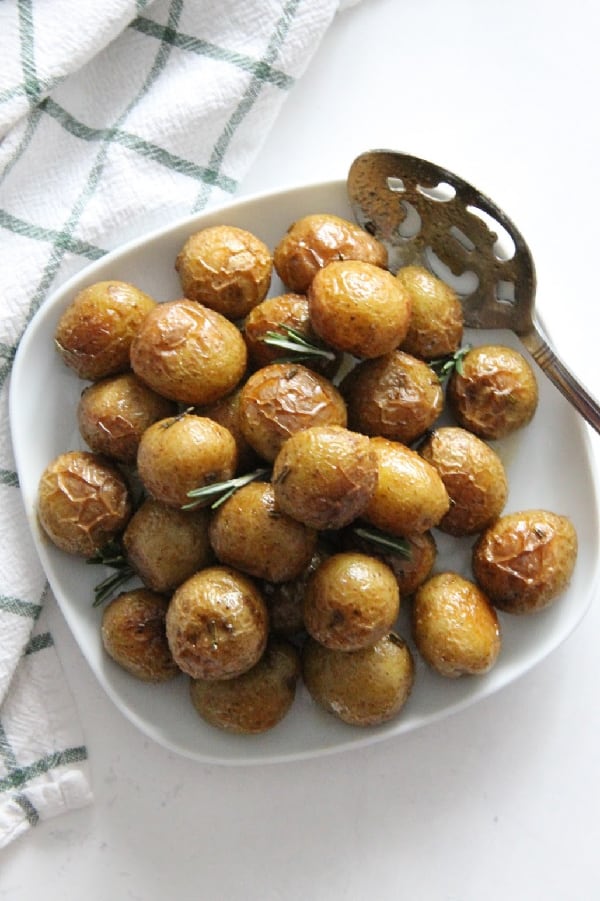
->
[4,0,600,898]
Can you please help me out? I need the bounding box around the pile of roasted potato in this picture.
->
[38,212,578,735]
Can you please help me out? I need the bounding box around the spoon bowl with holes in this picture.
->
[348,150,600,434]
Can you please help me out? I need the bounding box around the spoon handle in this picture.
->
[520,326,600,434]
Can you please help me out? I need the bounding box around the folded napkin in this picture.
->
[0,0,358,848]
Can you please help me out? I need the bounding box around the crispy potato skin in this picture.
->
[274,213,387,293]
[362,437,450,537]
[396,265,463,360]
[419,427,508,536]
[272,425,378,530]
[189,638,300,734]
[123,499,213,594]
[166,566,269,680]
[303,552,400,651]
[472,509,578,613]
[239,362,347,462]
[137,414,237,508]
[302,633,414,727]
[341,350,443,444]
[55,281,156,380]
[37,450,131,557]
[413,572,501,677]
[175,225,273,320]
[308,260,412,359]
[77,372,177,464]
[447,344,539,439]
[130,299,247,405]
[101,589,179,682]
[209,481,317,583]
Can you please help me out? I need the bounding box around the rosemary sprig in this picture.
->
[429,344,472,382]
[182,467,269,511]
[261,325,336,363]
[352,526,412,559]
[87,539,135,607]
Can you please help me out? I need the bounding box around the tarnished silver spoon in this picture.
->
[348,150,600,434]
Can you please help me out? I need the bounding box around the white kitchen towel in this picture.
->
[0,0,358,848]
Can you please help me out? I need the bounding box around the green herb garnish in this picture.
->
[429,344,471,382]
[352,526,411,559]
[260,325,337,364]
[87,540,135,607]
[183,467,270,511]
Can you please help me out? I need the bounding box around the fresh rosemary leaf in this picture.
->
[353,526,412,559]
[183,467,269,511]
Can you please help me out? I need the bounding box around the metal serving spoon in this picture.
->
[347,150,600,435]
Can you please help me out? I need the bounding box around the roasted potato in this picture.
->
[396,265,463,360]
[38,450,131,557]
[472,509,578,613]
[175,225,273,320]
[412,572,501,677]
[302,633,415,727]
[166,566,269,680]
[308,260,412,359]
[101,589,179,682]
[419,426,508,536]
[130,298,247,405]
[55,281,156,380]
[274,213,387,293]
[447,344,539,438]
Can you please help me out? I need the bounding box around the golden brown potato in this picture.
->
[130,299,247,405]
[195,387,259,475]
[137,413,237,508]
[189,638,300,734]
[396,265,463,360]
[175,225,273,320]
[242,292,341,377]
[412,572,501,678]
[55,281,156,381]
[341,350,443,444]
[272,425,378,530]
[447,344,539,439]
[77,372,177,464]
[38,451,131,557]
[303,552,400,651]
[123,499,213,594]
[308,260,412,359]
[166,566,269,680]
[472,509,578,614]
[419,427,508,536]
[273,213,388,293]
[362,437,450,537]
[302,633,414,727]
[209,481,317,583]
[238,362,347,462]
[101,589,179,682]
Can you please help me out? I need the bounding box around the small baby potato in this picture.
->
[137,413,237,508]
[130,299,247,405]
[302,633,415,727]
[195,387,259,475]
[101,589,179,682]
[419,427,508,536]
[308,260,412,359]
[77,372,177,465]
[413,572,501,678]
[175,225,273,320]
[362,437,450,537]
[239,362,347,462]
[303,552,400,651]
[189,638,300,734]
[274,213,388,293]
[123,499,213,594]
[472,509,578,614]
[55,281,156,380]
[447,344,539,439]
[341,350,443,444]
[165,566,269,680]
[209,481,317,583]
[38,450,131,557]
[272,425,378,530]
[243,292,341,377]
[396,265,463,360]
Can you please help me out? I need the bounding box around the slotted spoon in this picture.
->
[347,150,600,434]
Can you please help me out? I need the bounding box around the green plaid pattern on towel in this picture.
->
[0,0,347,847]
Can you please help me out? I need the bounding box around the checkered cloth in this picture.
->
[0,0,357,848]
